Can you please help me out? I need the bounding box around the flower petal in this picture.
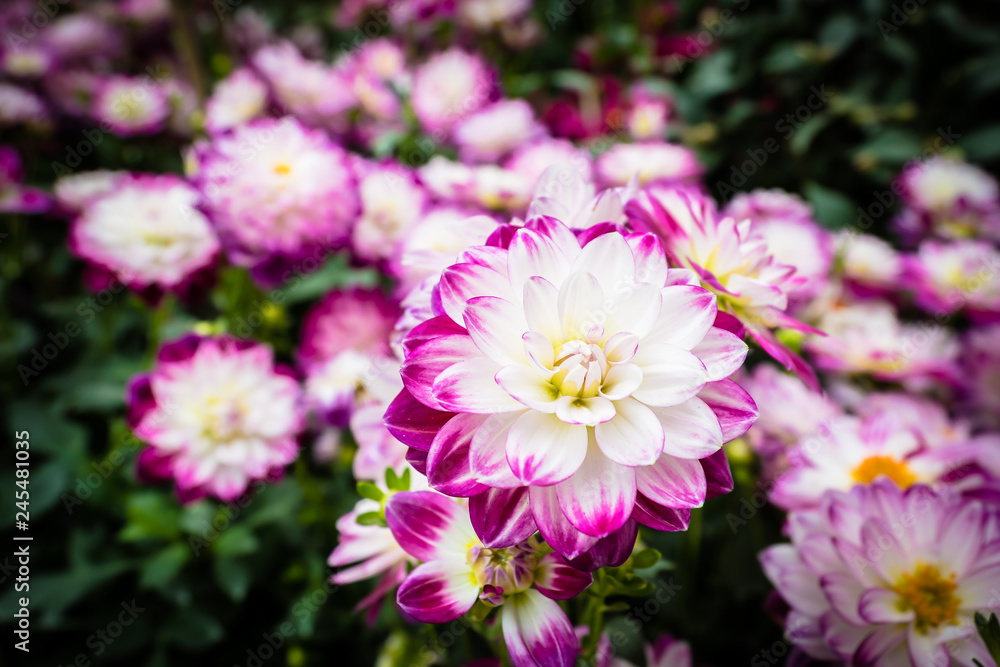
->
[630,343,708,407]
[558,270,605,340]
[697,379,758,442]
[604,283,662,340]
[649,397,723,459]
[523,276,563,342]
[496,365,560,413]
[397,560,480,624]
[691,328,748,381]
[555,438,637,537]
[469,487,537,548]
[631,494,691,531]
[858,588,913,624]
[463,296,528,366]
[594,397,665,466]
[599,363,643,400]
[554,395,617,426]
[529,485,599,560]
[427,413,491,497]
[433,357,526,413]
[533,552,593,600]
[386,491,476,562]
[644,286,718,349]
[626,233,668,287]
[573,232,636,295]
[470,411,527,488]
[508,228,573,299]
[501,590,578,667]
[440,261,516,325]
[401,334,483,410]
[507,411,589,485]
[635,453,706,508]
[565,520,639,572]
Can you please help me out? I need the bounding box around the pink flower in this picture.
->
[453,100,545,163]
[804,300,959,387]
[0,82,49,127]
[68,174,219,298]
[895,157,1000,242]
[760,481,1000,665]
[204,67,268,135]
[959,324,1000,430]
[385,215,756,564]
[528,164,635,231]
[597,634,693,667]
[252,42,356,129]
[411,48,495,136]
[92,75,171,136]
[595,142,703,188]
[387,491,590,667]
[352,162,429,263]
[627,187,821,389]
[836,232,904,297]
[903,239,1000,322]
[54,170,128,212]
[194,117,358,284]
[457,0,532,31]
[769,412,977,511]
[504,139,594,190]
[127,334,304,502]
[394,207,500,292]
[722,189,833,303]
[0,146,51,214]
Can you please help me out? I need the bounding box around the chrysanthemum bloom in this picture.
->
[252,42,356,129]
[457,0,531,31]
[894,157,1000,242]
[126,334,304,502]
[595,143,703,188]
[835,231,904,298]
[393,207,499,293]
[349,358,411,482]
[453,100,545,163]
[0,146,51,214]
[627,187,821,389]
[722,190,833,303]
[804,300,959,388]
[596,634,693,667]
[419,157,534,213]
[386,215,757,564]
[959,324,1000,431]
[299,287,401,424]
[351,162,429,263]
[68,174,219,298]
[354,39,408,84]
[769,413,977,511]
[194,117,358,284]
[760,481,1000,665]
[41,13,122,62]
[204,67,268,135]
[388,491,591,667]
[527,164,635,232]
[504,139,594,191]
[410,49,495,136]
[1,45,54,78]
[53,170,128,213]
[91,75,171,136]
[904,239,1000,323]
[740,363,841,459]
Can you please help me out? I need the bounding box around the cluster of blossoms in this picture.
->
[8,2,1000,666]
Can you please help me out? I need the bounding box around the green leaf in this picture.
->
[139,543,189,589]
[358,481,385,501]
[959,124,1000,163]
[630,548,662,570]
[120,491,182,542]
[975,612,1000,664]
[804,181,858,230]
[213,525,259,558]
[789,112,832,156]
[818,14,858,55]
[852,129,923,167]
[356,511,387,527]
[161,607,225,650]
[214,558,251,601]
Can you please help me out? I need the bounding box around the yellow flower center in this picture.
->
[273,163,292,175]
[851,456,917,488]
[893,564,961,633]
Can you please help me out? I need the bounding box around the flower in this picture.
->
[453,100,545,163]
[351,162,429,263]
[68,174,219,297]
[54,170,128,212]
[903,239,1000,322]
[760,481,1000,666]
[595,142,703,188]
[769,412,976,511]
[411,48,495,136]
[528,163,634,231]
[596,634,693,667]
[91,75,171,136]
[894,157,1000,242]
[722,189,833,303]
[252,41,356,128]
[627,186,820,388]
[194,117,358,284]
[126,334,304,502]
[385,215,756,564]
[836,232,904,297]
[387,491,591,667]
[504,139,594,190]
[804,300,959,387]
[959,324,1000,430]
[457,0,532,31]
[0,82,49,127]
[204,67,268,135]
[0,146,51,214]
[394,206,499,292]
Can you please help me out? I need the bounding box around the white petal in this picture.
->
[463,296,528,366]
[599,363,643,400]
[506,411,588,485]
[645,286,718,350]
[558,271,605,341]
[496,365,560,413]
[594,397,665,466]
[573,233,636,295]
[554,395,616,426]
[631,343,708,407]
[433,357,526,413]
[649,397,723,459]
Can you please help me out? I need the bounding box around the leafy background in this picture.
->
[3,0,1000,665]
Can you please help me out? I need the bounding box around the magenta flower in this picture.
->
[126,334,304,502]
[387,491,590,667]
[411,48,495,136]
[385,216,756,564]
[252,42,356,129]
[54,170,128,213]
[352,161,429,263]
[91,75,171,136]
[595,142,703,188]
[836,232,905,299]
[203,67,268,135]
[627,187,821,389]
[760,481,1000,666]
[959,324,1000,431]
[453,100,545,163]
[193,117,358,284]
[894,157,1000,242]
[68,174,219,299]
[596,634,693,667]
[903,239,1000,322]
